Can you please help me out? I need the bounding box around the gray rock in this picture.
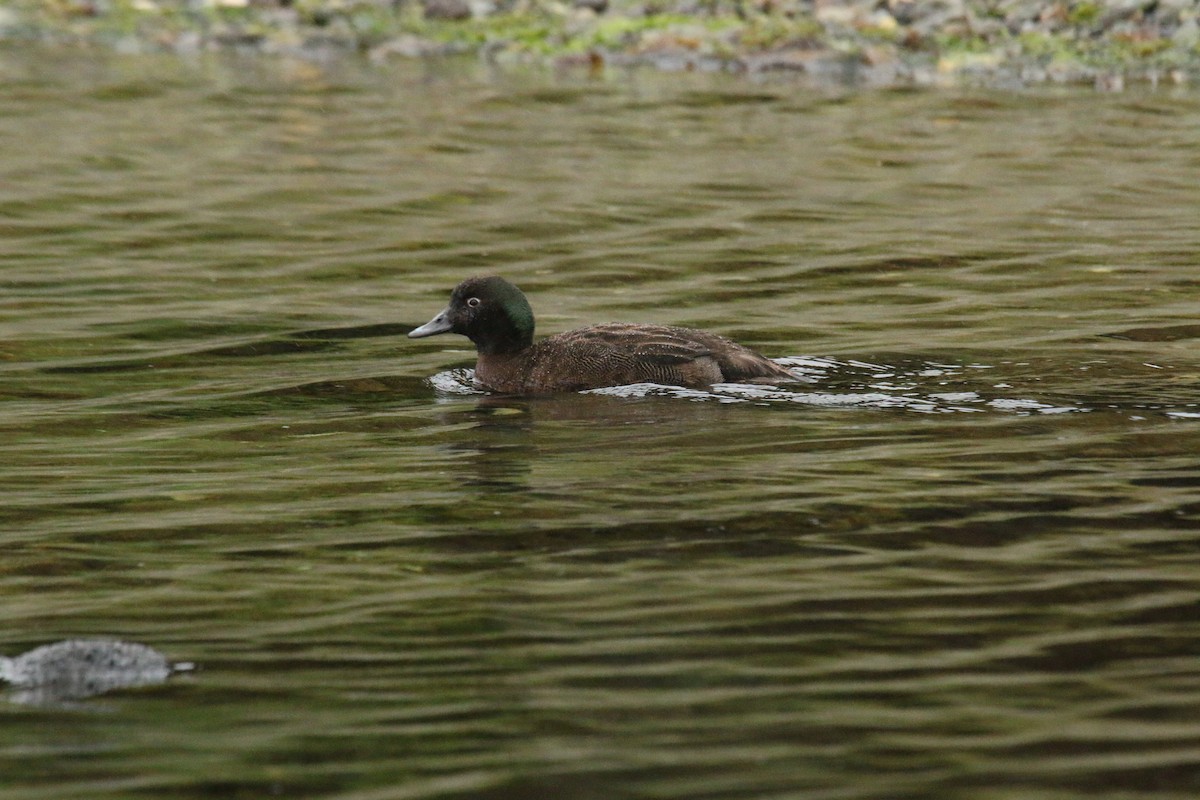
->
[1,639,191,706]
[423,0,472,20]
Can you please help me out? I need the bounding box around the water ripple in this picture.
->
[432,357,1094,415]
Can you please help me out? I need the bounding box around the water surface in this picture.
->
[2,46,1200,799]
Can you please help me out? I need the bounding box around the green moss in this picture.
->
[1067,1,1101,26]
[414,10,741,58]
[935,31,994,56]
[587,14,708,50]
[734,14,820,51]
[1116,35,1172,59]
[425,14,561,54]
[1017,30,1064,59]
[1011,25,1187,74]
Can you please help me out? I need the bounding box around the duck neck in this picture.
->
[472,324,532,356]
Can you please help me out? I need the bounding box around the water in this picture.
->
[2,45,1200,798]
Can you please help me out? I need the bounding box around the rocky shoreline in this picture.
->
[4,0,1198,87]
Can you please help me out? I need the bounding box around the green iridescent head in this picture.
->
[409,275,535,355]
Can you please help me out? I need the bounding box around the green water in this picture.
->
[2,46,1200,799]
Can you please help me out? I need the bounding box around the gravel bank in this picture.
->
[4,0,1199,86]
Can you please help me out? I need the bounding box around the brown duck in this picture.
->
[409,276,794,394]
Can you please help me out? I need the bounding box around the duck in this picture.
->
[408,276,794,395]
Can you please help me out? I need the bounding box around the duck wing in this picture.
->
[582,324,714,364]
[543,323,792,387]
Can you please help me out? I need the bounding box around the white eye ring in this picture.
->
[466,297,481,308]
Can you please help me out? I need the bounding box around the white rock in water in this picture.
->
[1,639,189,704]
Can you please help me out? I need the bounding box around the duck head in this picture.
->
[408,276,535,355]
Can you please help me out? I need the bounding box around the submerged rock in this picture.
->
[1,639,192,706]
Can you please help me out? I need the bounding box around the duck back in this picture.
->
[475,323,793,394]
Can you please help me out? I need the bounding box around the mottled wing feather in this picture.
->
[581,324,714,365]
[476,323,792,393]
[594,324,792,381]
[712,345,795,381]
[537,324,791,389]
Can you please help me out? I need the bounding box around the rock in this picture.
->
[0,6,21,35]
[888,0,917,26]
[369,33,456,60]
[1172,15,1200,47]
[1,639,191,706]
[423,0,472,20]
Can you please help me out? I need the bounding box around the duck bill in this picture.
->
[408,308,454,339]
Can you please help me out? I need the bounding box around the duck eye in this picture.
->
[466,297,481,308]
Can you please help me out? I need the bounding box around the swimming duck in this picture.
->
[409,276,794,394]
